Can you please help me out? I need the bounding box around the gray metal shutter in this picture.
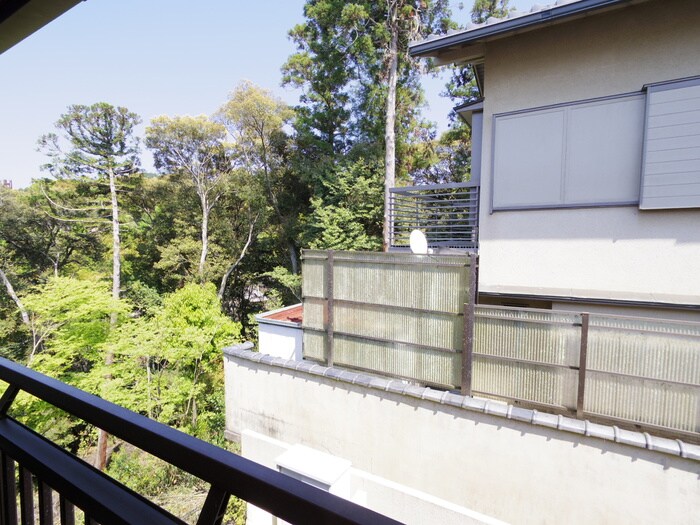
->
[640,78,700,210]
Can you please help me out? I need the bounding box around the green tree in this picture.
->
[283,1,453,249]
[435,0,511,182]
[305,157,383,250]
[16,276,128,450]
[471,0,511,23]
[106,283,240,436]
[217,81,298,273]
[38,102,141,470]
[145,116,231,280]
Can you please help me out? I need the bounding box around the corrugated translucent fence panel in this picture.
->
[333,302,462,350]
[302,297,325,330]
[303,331,325,361]
[475,307,580,366]
[301,250,471,388]
[585,373,699,432]
[331,252,467,313]
[585,314,700,432]
[587,315,700,383]
[333,334,461,388]
[472,356,578,408]
[301,253,328,299]
[472,306,580,410]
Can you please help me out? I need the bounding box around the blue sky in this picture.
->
[0,0,533,188]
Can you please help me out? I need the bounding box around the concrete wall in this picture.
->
[257,321,302,361]
[243,430,506,525]
[224,353,700,525]
[477,0,700,307]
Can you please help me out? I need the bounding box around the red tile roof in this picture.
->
[261,304,303,324]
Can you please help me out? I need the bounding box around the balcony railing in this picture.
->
[0,357,402,525]
[388,182,479,251]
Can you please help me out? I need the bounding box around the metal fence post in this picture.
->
[577,312,590,419]
[326,251,334,368]
[462,253,477,396]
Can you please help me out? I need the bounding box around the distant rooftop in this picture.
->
[410,0,650,59]
[257,304,303,325]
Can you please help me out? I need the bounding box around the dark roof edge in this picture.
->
[453,99,484,113]
[479,291,700,311]
[410,0,632,57]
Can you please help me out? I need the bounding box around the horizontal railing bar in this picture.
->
[588,324,700,338]
[391,212,478,219]
[391,220,478,226]
[390,181,480,192]
[476,304,579,316]
[391,192,479,200]
[303,296,464,317]
[473,352,578,370]
[0,358,402,525]
[330,259,470,268]
[391,191,479,200]
[391,202,478,209]
[0,417,185,525]
[391,198,478,207]
[579,412,700,442]
[302,357,457,391]
[470,391,572,412]
[390,202,479,212]
[392,231,478,236]
[390,243,478,249]
[303,327,460,354]
[475,314,581,327]
[586,367,700,389]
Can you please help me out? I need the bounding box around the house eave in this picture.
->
[0,0,84,55]
[479,288,700,311]
[409,0,648,61]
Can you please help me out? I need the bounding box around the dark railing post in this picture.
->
[577,313,590,419]
[38,481,52,525]
[0,386,19,416]
[326,251,335,368]
[197,486,230,525]
[19,467,34,525]
[60,496,75,525]
[1,452,17,525]
[462,253,477,396]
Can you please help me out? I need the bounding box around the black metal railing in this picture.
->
[389,182,479,251]
[0,357,402,525]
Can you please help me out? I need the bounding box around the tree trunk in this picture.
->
[0,267,30,327]
[383,19,399,252]
[288,241,299,275]
[218,217,256,300]
[96,167,121,472]
[199,196,209,281]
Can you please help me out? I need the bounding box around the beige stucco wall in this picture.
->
[224,354,700,525]
[242,430,507,525]
[477,0,700,307]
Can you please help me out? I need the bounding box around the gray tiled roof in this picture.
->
[410,0,639,57]
[224,343,700,461]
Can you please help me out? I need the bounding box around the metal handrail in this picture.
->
[388,182,479,250]
[0,357,402,525]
